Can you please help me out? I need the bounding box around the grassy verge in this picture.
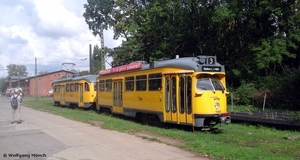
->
[23,97,300,160]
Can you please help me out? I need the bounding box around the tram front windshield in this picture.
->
[196,75,225,91]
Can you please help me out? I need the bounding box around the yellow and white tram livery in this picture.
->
[97,55,230,128]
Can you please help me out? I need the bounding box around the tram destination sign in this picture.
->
[98,62,143,76]
[202,66,222,72]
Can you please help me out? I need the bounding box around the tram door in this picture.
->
[165,75,178,123]
[112,80,123,113]
[60,85,65,105]
[178,75,193,124]
[78,83,83,107]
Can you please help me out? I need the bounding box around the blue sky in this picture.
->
[0,0,122,77]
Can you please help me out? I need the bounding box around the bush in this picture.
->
[254,69,300,111]
[229,69,300,111]
[275,70,300,110]
[232,81,258,105]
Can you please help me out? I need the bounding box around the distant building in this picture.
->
[7,70,75,97]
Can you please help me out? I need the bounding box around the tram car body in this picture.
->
[97,55,231,128]
[52,74,97,108]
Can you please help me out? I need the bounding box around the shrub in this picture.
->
[255,69,300,111]
[232,81,258,105]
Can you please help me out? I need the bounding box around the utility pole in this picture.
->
[34,57,43,99]
[17,66,20,88]
[89,44,92,73]
[89,28,105,73]
[99,28,105,70]
[35,57,38,100]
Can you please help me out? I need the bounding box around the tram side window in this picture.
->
[99,80,105,92]
[148,73,162,91]
[74,83,78,92]
[66,84,70,92]
[84,82,90,92]
[136,75,147,91]
[179,77,184,114]
[106,79,112,92]
[165,77,170,112]
[171,77,176,112]
[54,85,60,92]
[94,82,98,91]
[186,77,192,114]
[125,76,134,91]
[70,83,74,92]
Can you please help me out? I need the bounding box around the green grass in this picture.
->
[23,97,300,160]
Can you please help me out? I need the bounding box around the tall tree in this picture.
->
[84,0,300,85]
[92,45,113,74]
[224,0,300,84]
[83,0,115,36]
[0,77,8,93]
[83,0,115,70]
[6,64,28,77]
[38,71,48,75]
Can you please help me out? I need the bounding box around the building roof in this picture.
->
[9,76,28,80]
[9,70,75,80]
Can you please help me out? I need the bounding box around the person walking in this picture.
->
[10,89,22,123]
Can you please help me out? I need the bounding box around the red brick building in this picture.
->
[7,70,74,97]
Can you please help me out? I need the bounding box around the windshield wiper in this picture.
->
[208,78,216,93]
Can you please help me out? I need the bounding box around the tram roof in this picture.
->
[53,74,97,83]
[98,55,225,76]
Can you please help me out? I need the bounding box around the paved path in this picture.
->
[0,97,209,160]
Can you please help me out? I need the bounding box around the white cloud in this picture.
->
[0,0,122,77]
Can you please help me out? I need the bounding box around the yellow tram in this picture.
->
[97,55,231,128]
[52,74,97,108]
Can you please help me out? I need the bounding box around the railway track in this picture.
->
[230,111,300,130]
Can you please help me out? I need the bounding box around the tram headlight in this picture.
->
[214,103,220,109]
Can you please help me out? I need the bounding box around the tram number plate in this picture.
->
[202,66,221,72]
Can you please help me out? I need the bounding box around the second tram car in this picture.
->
[52,74,97,108]
[96,55,231,128]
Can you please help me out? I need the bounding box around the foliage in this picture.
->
[244,69,300,111]
[6,64,28,77]
[84,0,300,108]
[38,71,48,75]
[78,70,90,76]
[272,69,300,110]
[83,0,114,36]
[0,77,8,93]
[91,45,113,74]
[233,81,258,105]
[91,45,103,74]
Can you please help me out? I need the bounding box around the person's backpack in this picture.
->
[11,96,19,109]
